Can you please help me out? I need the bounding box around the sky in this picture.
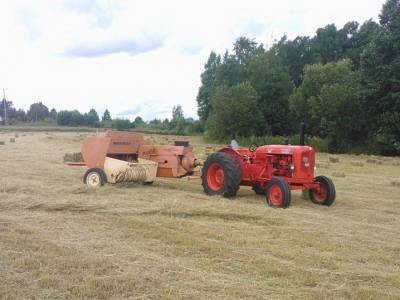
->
[0,0,386,121]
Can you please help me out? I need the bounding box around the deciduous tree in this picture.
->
[206,82,261,139]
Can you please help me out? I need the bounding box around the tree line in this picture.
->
[196,0,400,155]
[0,100,202,135]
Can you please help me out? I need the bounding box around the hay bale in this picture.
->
[393,161,400,166]
[316,163,329,169]
[332,172,346,178]
[205,146,214,155]
[366,158,377,164]
[9,138,15,143]
[0,141,4,145]
[390,180,400,187]
[350,161,364,167]
[329,156,339,163]
[63,152,84,162]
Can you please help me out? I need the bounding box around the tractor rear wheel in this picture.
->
[265,178,291,208]
[309,176,336,206]
[201,152,241,197]
[83,168,107,187]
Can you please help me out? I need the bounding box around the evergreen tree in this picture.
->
[102,109,111,122]
[196,52,221,121]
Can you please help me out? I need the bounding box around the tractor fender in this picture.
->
[218,147,241,158]
[218,147,245,168]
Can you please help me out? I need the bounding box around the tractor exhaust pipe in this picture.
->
[299,121,305,146]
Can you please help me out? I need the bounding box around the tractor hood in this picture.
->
[255,145,314,155]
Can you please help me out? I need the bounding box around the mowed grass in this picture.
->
[0,131,399,299]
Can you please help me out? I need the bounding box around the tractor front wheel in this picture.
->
[265,178,291,208]
[309,176,336,206]
[201,152,241,197]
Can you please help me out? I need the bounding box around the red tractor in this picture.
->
[201,143,335,208]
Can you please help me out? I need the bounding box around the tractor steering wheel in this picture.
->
[249,143,258,152]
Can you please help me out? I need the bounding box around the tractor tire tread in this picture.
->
[201,152,241,198]
[265,177,291,209]
[309,175,336,206]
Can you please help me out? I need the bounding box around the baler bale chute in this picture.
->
[69,131,198,187]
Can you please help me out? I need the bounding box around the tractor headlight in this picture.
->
[303,156,309,168]
[290,164,295,172]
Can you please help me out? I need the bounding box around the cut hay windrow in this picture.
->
[329,156,339,163]
[390,180,400,187]
[366,158,377,164]
[332,172,346,178]
[316,162,329,169]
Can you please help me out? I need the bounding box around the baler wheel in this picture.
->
[83,168,107,188]
[309,176,336,206]
[265,178,291,208]
[201,152,241,197]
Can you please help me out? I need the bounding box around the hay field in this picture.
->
[0,130,399,299]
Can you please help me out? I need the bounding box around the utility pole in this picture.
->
[2,88,6,126]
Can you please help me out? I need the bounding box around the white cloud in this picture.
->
[62,33,166,58]
[0,0,385,120]
[63,0,118,29]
